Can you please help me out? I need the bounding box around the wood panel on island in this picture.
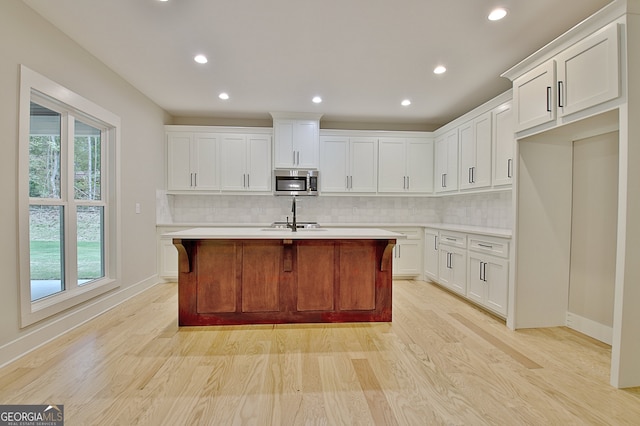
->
[169,228,399,326]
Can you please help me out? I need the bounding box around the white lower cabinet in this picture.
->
[467,254,509,317]
[158,227,184,280]
[438,244,467,296]
[385,228,422,277]
[424,229,439,281]
[425,227,510,318]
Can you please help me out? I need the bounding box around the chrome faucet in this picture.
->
[287,196,297,232]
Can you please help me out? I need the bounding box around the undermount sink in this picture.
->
[260,227,327,232]
[269,221,321,229]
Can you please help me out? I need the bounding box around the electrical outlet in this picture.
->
[135,203,141,214]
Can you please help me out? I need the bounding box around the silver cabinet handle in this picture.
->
[480,261,484,281]
[296,151,300,165]
[406,176,410,190]
[558,81,564,108]
[546,86,552,112]
[434,235,438,251]
[293,151,296,165]
[194,173,197,187]
[508,158,513,178]
[478,243,493,249]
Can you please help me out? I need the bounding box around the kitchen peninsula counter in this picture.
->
[166,227,401,326]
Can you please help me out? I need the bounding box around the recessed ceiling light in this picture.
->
[401,99,411,106]
[488,8,507,21]
[194,54,208,64]
[219,92,229,100]
[312,96,322,104]
[434,65,447,74]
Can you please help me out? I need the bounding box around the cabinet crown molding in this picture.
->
[501,1,626,82]
[270,112,323,121]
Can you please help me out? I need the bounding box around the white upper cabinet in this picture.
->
[492,101,514,186]
[273,118,320,169]
[459,111,492,190]
[220,134,272,192]
[434,129,459,193]
[513,22,619,133]
[378,138,433,193]
[167,132,219,191]
[320,136,377,193]
[556,22,619,117]
[513,60,556,132]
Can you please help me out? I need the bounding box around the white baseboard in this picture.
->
[0,275,160,369]
[566,311,613,345]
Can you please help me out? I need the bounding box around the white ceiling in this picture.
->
[22,0,612,129]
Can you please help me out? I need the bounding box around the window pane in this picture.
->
[77,206,104,285]
[29,102,61,199]
[74,120,101,200]
[30,205,64,301]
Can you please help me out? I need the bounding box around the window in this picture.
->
[19,66,121,326]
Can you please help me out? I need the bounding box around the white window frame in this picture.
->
[18,65,122,327]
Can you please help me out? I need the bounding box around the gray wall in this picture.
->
[0,1,167,360]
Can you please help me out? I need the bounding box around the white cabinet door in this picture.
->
[492,102,514,186]
[424,229,439,281]
[473,113,492,189]
[193,134,219,190]
[435,130,459,193]
[221,134,272,192]
[379,138,432,193]
[467,255,486,305]
[320,136,349,192]
[246,135,272,191]
[467,253,508,317]
[159,237,178,279]
[378,138,406,192]
[406,138,433,193]
[167,133,193,190]
[350,137,378,193]
[273,119,319,169]
[439,246,466,295]
[320,136,377,193]
[167,132,219,191]
[220,134,247,191]
[513,60,556,132]
[393,240,420,276]
[459,120,475,190]
[485,259,509,316]
[273,120,295,168]
[556,22,619,117]
[295,120,320,168]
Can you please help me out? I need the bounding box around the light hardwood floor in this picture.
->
[1,280,639,425]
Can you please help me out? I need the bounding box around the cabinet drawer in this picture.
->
[388,228,421,240]
[469,236,510,258]
[439,231,467,248]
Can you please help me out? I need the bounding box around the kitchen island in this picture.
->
[167,227,400,326]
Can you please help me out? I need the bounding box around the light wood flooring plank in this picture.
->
[1,280,640,425]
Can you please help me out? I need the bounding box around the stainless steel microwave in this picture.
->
[273,169,319,196]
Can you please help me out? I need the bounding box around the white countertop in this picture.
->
[158,223,512,239]
[164,227,404,240]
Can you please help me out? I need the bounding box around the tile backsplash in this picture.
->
[158,190,512,229]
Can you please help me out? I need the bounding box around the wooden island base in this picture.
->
[173,238,396,325]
